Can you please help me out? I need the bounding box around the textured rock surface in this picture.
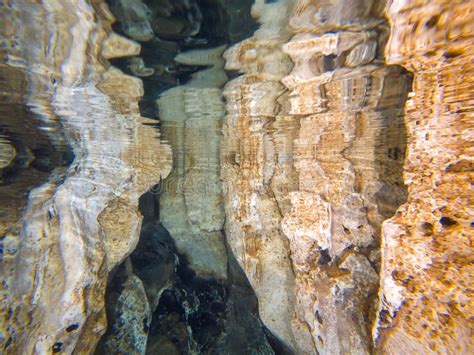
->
[157,46,228,280]
[0,1,171,353]
[375,1,474,353]
[222,0,305,352]
[98,260,151,355]
[1,0,472,354]
[0,138,15,169]
[222,0,410,353]
[281,1,410,353]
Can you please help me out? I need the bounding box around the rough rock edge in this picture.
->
[375,0,474,353]
[0,0,171,353]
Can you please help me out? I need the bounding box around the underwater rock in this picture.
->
[98,260,151,355]
[157,46,228,280]
[280,2,410,349]
[288,0,385,33]
[0,0,171,353]
[0,138,16,169]
[130,222,177,311]
[109,0,155,42]
[223,0,410,353]
[147,0,202,39]
[138,223,274,354]
[101,32,141,59]
[1,0,472,354]
[127,57,155,77]
[375,1,474,353]
[211,252,276,355]
[222,0,308,352]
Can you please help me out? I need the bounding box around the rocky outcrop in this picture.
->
[222,0,306,352]
[281,1,410,353]
[0,1,171,353]
[98,260,151,355]
[157,46,228,280]
[222,0,410,353]
[375,1,474,353]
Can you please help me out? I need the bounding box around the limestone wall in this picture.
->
[0,1,171,353]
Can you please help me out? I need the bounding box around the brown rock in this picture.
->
[375,1,474,353]
[223,0,410,353]
[222,1,311,352]
[0,1,171,353]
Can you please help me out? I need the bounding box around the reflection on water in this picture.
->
[0,0,412,354]
[0,0,73,233]
[98,0,283,354]
[1,1,173,353]
[0,61,72,235]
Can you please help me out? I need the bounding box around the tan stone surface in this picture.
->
[281,1,410,352]
[101,32,141,59]
[0,0,171,353]
[0,0,471,354]
[157,46,228,280]
[375,1,474,353]
[222,1,311,352]
[222,0,411,353]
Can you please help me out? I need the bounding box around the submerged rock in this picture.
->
[1,0,471,354]
[97,260,152,355]
[222,0,410,353]
[0,1,171,353]
[157,46,228,280]
[0,138,16,169]
[99,221,274,354]
[109,0,155,41]
[375,1,474,353]
[136,224,274,355]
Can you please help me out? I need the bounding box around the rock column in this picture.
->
[375,1,474,353]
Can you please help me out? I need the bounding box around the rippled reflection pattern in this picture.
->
[0,0,472,354]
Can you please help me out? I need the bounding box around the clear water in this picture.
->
[0,0,411,354]
[97,1,280,353]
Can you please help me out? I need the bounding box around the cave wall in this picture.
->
[281,1,410,353]
[0,0,472,354]
[0,1,171,353]
[222,0,305,351]
[222,0,472,354]
[222,0,409,352]
[375,0,474,353]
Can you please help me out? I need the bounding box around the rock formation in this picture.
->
[374,0,474,353]
[98,259,151,354]
[222,0,411,353]
[0,1,171,353]
[157,46,228,280]
[0,0,472,354]
[109,0,155,42]
[222,0,307,351]
[0,138,15,169]
[281,1,410,353]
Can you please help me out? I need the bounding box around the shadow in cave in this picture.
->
[98,190,293,354]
